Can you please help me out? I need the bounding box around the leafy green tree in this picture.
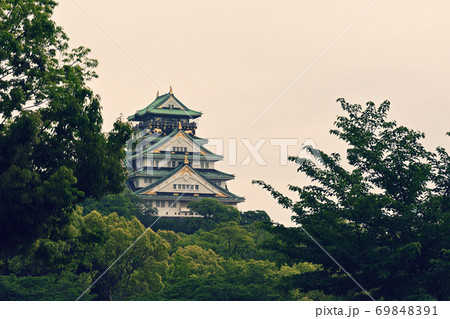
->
[81,191,157,219]
[254,99,450,300]
[163,256,306,301]
[0,0,132,256]
[240,210,271,225]
[167,245,223,283]
[187,198,240,223]
[157,230,182,251]
[177,222,256,259]
[176,221,287,261]
[0,271,94,301]
[210,222,255,258]
[79,211,169,300]
[0,208,170,301]
[138,199,243,234]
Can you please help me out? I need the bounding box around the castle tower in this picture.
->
[125,88,244,217]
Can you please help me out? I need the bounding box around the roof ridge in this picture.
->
[128,93,202,121]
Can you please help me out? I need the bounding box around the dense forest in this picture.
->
[0,195,327,301]
[0,1,449,301]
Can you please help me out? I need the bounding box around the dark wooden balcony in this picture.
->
[135,119,197,135]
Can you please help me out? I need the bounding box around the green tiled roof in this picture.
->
[135,164,244,200]
[138,194,243,203]
[139,194,245,204]
[200,169,235,180]
[128,93,202,121]
[128,128,222,160]
[130,167,234,180]
[143,153,222,162]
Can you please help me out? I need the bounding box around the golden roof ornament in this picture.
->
[169,86,173,95]
[156,91,159,98]
[184,155,189,164]
[178,121,182,130]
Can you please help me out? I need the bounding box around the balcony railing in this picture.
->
[135,119,197,134]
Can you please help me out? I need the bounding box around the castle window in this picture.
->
[174,184,199,191]
[201,162,209,169]
[172,146,187,153]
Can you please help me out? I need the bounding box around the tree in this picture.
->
[163,256,303,301]
[0,208,170,300]
[80,211,169,300]
[187,198,241,223]
[167,245,223,283]
[240,210,271,225]
[81,191,157,220]
[0,0,132,256]
[0,271,94,301]
[211,222,255,258]
[157,230,181,250]
[254,99,450,300]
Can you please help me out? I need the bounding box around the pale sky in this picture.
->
[54,0,449,225]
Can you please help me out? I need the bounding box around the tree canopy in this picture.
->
[0,0,132,256]
[187,198,241,223]
[254,98,450,300]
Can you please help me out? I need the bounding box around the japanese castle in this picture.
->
[125,87,244,217]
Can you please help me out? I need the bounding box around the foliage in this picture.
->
[0,0,133,257]
[81,190,157,219]
[162,255,320,301]
[240,210,271,225]
[136,199,244,234]
[187,198,241,223]
[0,271,94,301]
[136,215,209,234]
[157,230,181,250]
[167,245,223,283]
[0,205,326,301]
[178,222,256,259]
[75,211,170,300]
[254,98,450,300]
[0,209,170,301]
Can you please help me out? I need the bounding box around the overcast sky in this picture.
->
[54,0,450,225]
